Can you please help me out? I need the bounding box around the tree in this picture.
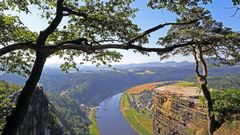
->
[148,0,240,17]
[0,0,210,135]
[155,5,240,135]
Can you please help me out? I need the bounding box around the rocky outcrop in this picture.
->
[153,85,208,135]
[8,86,66,135]
[10,86,50,135]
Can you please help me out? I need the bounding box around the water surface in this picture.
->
[96,93,138,135]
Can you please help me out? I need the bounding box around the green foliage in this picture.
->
[0,0,145,75]
[48,112,65,135]
[0,80,90,134]
[225,119,238,129]
[0,13,37,76]
[88,109,100,135]
[173,81,196,87]
[159,7,240,64]
[211,89,240,125]
[185,75,240,90]
[198,95,206,108]
[207,75,240,90]
[148,0,240,13]
[187,127,197,135]
[148,0,212,15]
[0,80,21,134]
[150,1,240,66]
[47,93,90,135]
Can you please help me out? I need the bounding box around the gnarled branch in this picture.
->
[127,18,204,45]
[192,46,201,77]
[63,7,87,18]
[36,0,64,45]
[0,41,212,57]
[198,46,208,78]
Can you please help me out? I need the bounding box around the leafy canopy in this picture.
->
[156,6,240,65]
[0,0,148,75]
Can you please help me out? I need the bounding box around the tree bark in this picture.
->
[197,77,216,135]
[192,46,217,135]
[2,52,47,135]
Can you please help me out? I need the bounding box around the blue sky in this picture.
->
[7,0,240,65]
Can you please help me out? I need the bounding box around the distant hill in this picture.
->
[112,61,194,69]
[0,61,239,105]
[45,61,194,71]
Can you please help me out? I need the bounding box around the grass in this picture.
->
[120,93,153,135]
[172,81,196,87]
[88,108,100,135]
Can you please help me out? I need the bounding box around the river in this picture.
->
[96,93,138,135]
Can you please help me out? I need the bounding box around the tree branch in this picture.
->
[127,18,204,45]
[0,42,35,56]
[202,46,214,53]
[36,0,64,45]
[198,46,208,78]
[231,6,240,17]
[192,46,201,77]
[62,7,87,18]
[0,41,212,57]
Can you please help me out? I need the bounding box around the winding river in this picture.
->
[96,93,138,135]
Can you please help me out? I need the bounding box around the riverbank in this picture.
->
[120,82,165,135]
[120,93,153,135]
[120,81,178,135]
[88,108,100,135]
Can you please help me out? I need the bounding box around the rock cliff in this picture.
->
[8,86,66,135]
[153,85,208,135]
[9,86,49,135]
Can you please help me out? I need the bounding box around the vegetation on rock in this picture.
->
[88,108,100,135]
[0,81,21,134]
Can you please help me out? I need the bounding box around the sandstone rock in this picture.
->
[153,86,208,135]
[12,86,49,135]
[8,86,66,135]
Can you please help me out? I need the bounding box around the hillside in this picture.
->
[0,81,91,135]
[1,62,239,106]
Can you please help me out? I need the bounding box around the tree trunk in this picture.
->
[2,52,47,135]
[198,77,216,135]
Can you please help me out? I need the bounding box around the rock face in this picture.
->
[153,86,208,135]
[12,86,50,135]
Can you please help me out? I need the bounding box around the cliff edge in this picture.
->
[4,86,66,135]
[13,86,49,135]
[153,85,208,135]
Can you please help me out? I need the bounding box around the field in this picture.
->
[127,82,163,94]
[88,109,100,135]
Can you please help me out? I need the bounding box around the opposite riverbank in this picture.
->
[119,81,178,135]
[88,108,100,135]
[119,82,164,135]
[120,93,153,135]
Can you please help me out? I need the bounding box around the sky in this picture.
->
[7,0,240,65]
